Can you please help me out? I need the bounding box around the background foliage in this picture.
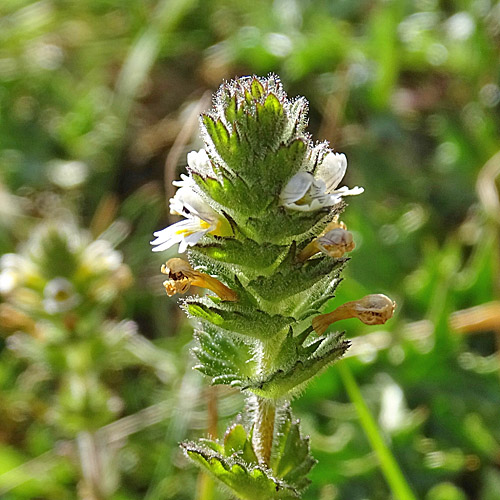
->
[0,0,499,499]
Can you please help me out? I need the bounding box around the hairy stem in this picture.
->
[250,336,284,466]
[252,396,276,466]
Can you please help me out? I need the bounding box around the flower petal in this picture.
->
[280,172,314,204]
[169,186,218,223]
[151,219,207,252]
[309,178,327,199]
[179,230,207,252]
[331,186,364,197]
[187,149,213,177]
[172,173,193,188]
[283,192,341,212]
[316,152,348,192]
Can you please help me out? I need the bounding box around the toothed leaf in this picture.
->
[224,424,249,455]
[184,296,295,340]
[183,443,300,500]
[192,323,255,385]
[250,78,265,99]
[202,115,230,154]
[244,332,350,399]
[189,237,289,278]
[271,406,316,488]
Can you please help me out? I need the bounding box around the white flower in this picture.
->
[81,240,122,273]
[280,152,363,211]
[0,268,18,294]
[43,277,80,314]
[151,178,228,254]
[0,254,33,294]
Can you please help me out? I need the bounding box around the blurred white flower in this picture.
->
[0,254,32,294]
[81,240,122,273]
[0,268,18,294]
[43,277,80,314]
[445,12,475,41]
[47,160,88,189]
[280,152,363,211]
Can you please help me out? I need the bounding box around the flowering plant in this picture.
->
[153,75,394,499]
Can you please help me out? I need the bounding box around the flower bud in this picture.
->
[0,303,37,335]
[297,221,354,262]
[161,258,238,301]
[313,294,396,335]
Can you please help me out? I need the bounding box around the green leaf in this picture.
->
[251,78,265,99]
[282,97,309,142]
[183,407,315,499]
[271,406,316,488]
[189,237,289,278]
[224,424,249,455]
[192,322,255,386]
[241,206,339,245]
[248,257,344,302]
[183,442,300,500]
[202,114,230,154]
[246,256,345,315]
[184,296,295,340]
[244,332,350,399]
[225,95,238,124]
[264,93,282,115]
[266,139,306,187]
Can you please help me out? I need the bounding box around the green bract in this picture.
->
[183,408,315,500]
[154,75,365,499]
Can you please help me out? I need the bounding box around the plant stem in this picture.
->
[252,396,276,466]
[77,431,107,500]
[337,361,418,500]
[195,471,215,500]
[251,337,282,466]
[195,387,218,500]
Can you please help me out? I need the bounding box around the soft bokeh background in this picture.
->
[1,0,499,499]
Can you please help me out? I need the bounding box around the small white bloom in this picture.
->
[280,152,363,211]
[151,217,215,253]
[0,268,18,294]
[0,254,32,294]
[43,277,80,314]
[169,183,214,219]
[82,240,122,273]
[152,180,227,254]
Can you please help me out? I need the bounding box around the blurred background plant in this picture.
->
[0,0,499,499]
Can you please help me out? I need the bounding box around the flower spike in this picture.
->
[161,258,238,302]
[151,76,389,497]
[313,294,396,335]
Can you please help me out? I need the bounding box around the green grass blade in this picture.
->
[113,0,198,120]
[337,361,418,500]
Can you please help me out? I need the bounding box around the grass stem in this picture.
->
[337,361,418,500]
